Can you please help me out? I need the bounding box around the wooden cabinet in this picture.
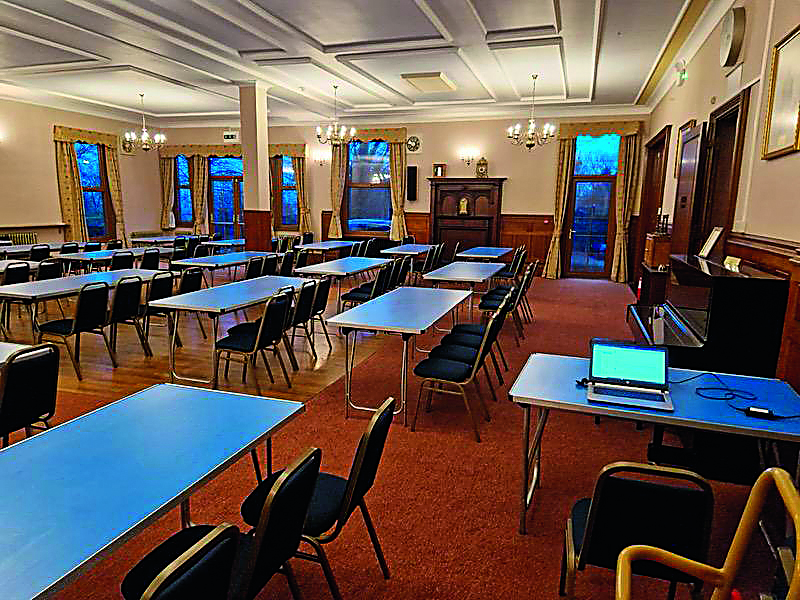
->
[777,257,800,391]
[429,177,505,249]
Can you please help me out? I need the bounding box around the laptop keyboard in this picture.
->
[594,387,667,403]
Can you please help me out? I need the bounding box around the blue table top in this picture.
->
[0,383,304,599]
[509,353,800,442]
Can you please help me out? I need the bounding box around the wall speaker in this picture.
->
[406,165,417,201]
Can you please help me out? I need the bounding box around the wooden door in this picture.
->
[562,177,616,277]
[670,123,707,256]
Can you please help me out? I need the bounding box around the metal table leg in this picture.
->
[168,310,220,386]
[520,405,549,534]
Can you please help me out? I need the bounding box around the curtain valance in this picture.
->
[269,143,305,158]
[558,121,642,139]
[350,127,407,143]
[159,144,242,158]
[53,125,117,148]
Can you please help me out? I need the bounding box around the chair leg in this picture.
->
[667,581,677,600]
[260,350,275,383]
[133,319,153,357]
[489,349,504,385]
[360,501,390,579]
[224,354,231,378]
[482,363,499,403]
[63,336,82,381]
[561,519,577,598]
[495,340,509,371]
[303,537,343,600]
[241,359,248,383]
[273,347,292,388]
[318,316,333,350]
[194,313,207,339]
[213,351,220,388]
[411,381,428,431]
[282,562,304,600]
[472,379,491,421]
[283,334,300,371]
[458,384,481,442]
[303,323,317,359]
[100,328,119,367]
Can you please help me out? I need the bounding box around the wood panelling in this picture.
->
[405,212,429,243]
[321,210,331,241]
[724,232,798,276]
[777,258,800,390]
[499,215,554,266]
[627,215,641,286]
[243,210,271,251]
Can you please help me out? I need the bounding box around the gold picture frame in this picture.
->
[762,23,800,160]
[432,163,447,177]
[674,119,697,178]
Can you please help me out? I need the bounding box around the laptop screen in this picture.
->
[589,339,668,390]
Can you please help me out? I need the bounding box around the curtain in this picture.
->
[327,143,348,239]
[104,145,127,243]
[610,134,641,283]
[54,140,89,243]
[543,139,576,279]
[388,142,408,241]
[159,157,175,230]
[269,156,282,235]
[191,155,208,234]
[292,156,311,233]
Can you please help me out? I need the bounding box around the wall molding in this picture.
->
[725,232,800,276]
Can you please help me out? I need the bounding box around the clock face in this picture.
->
[406,135,421,153]
[476,158,488,177]
[719,7,745,67]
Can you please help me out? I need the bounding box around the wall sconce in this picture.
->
[312,149,330,166]
[459,147,479,166]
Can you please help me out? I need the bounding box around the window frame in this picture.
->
[172,154,194,228]
[341,141,392,237]
[272,155,300,232]
[207,156,245,239]
[75,142,116,242]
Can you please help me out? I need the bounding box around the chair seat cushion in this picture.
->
[216,331,256,352]
[440,332,482,349]
[429,344,478,365]
[494,269,514,279]
[227,320,260,336]
[451,323,485,336]
[37,319,74,335]
[570,497,591,557]
[493,284,513,291]
[341,290,371,302]
[241,470,347,537]
[413,357,472,382]
[478,298,503,310]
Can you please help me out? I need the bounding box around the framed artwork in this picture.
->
[762,23,800,159]
[674,119,697,177]
[432,163,447,177]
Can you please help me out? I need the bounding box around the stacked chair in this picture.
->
[413,243,443,284]
[140,271,176,345]
[139,248,161,270]
[289,280,319,359]
[477,261,536,345]
[29,244,50,261]
[0,261,31,338]
[279,251,295,276]
[261,254,278,276]
[109,250,134,271]
[106,275,152,360]
[340,262,392,309]
[309,276,333,350]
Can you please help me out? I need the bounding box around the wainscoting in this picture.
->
[724,232,798,276]
[243,209,272,251]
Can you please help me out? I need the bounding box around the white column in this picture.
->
[238,82,269,210]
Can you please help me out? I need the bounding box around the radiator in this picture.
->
[7,232,38,244]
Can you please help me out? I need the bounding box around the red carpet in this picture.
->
[45,278,769,599]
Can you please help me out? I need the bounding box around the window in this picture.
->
[273,155,299,230]
[173,154,193,228]
[343,141,391,234]
[208,156,244,239]
[74,142,115,241]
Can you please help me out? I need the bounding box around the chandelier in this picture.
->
[316,85,355,146]
[123,94,166,153]
[506,74,556,150]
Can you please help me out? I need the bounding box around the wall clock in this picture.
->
[406,135,421,153]
[720,7,745,67]
[475,157,488,178]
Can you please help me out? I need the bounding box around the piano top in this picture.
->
[672,254,784,280]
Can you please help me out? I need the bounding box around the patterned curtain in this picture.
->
[610,134,641,283]
[543,139,576,279]
[269,156,282,235]
[292,156,311,233]
[388,142,408,241]
[159,157,175,230]
[54,140,89,242]
[104,145,127,243]
[191,155,209,234]
[327,143,348,239]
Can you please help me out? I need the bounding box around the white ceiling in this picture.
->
[0,0,689,127]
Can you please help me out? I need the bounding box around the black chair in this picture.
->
[244,256,264,280]
[261,254,278,276]
[140,248,161,270]
[386,258,403,290]
[396,255,412,287]
[290,279,318,359]
[310,276,333,350]
[35,259,65,319]
[301,231,314,244]
[241,399,395,600]
[186,236,200,258]
[29,244,50,261]
[0,261,32,338]
[141,271,176,343]
[60,242,79,254]
[106,239,123,250]
[107,275,152,359]
[294,249,310,270]
[277,236,290,254]
[83,242,101,252]
[559,462,713,600]
[279,251,295,277]
[292,235,301,249]
[110,250,135,271]
[413,245,436,284]
[178,267,207,339]
[341,263,391,309]
[193,244,210,259]
[171,237,188,262]
[401,235,415,244]
[0,343,59,447]
[37,282,115,380]
[122,447,322,600]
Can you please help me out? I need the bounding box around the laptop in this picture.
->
[586,339,673,411]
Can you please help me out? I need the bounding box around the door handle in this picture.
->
[569,229,575,240]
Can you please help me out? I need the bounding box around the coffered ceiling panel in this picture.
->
[250,0,443,48]
[264,60,388,106]
[471,0,557,36]
[0,27,99,70]
[491,42,565,100]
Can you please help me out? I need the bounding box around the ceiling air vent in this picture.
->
[400,72,456,93]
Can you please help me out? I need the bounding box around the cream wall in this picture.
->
[0,98,161,242]
[649,0,800,242]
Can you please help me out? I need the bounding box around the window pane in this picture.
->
[348,141,390,184]
[282,189,298,226]
[347,188,391,232]
[176,155,190,186]
[74,142,101,188]
[574,134,621,176]
[569,181,612,272]
[177,188,193,223]
[282,155,296,187]
[209,156,243,176]
[83,191,107,238]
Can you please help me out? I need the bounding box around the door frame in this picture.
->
[562,175,617,278]
[207,174,244,238]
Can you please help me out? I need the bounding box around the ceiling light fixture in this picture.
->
[316,85,355,146]
[123,94,165,153]
[506,74,556,150]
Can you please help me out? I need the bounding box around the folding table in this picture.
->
[57,247,173,271]
[0,341,29,364]
[130,235,180,246]
[423,261,506,313]
[380,243,432,257]
[0,259,39,274]
[296,240,355,253]
[295,256,391,312]
[201,238,246,253]
[327,287,470,424]
[509,352,800,534]
[456,246,513,261]
[169,251,277,286]
[0,383,303,600]
[0,242,86,258]
[148,275,306,386]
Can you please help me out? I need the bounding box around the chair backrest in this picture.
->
[580,462,713,584]
[186,236,200,257]
[277,236,289,254]
[109,276,143,323]
[235,447,322,600]
[402,235,415,244]
[0,343,59,440]
[302,231,314,244]
[261,254,278,276]
[291,280,317,326]
[450,241,461,263]
[73,282,110,333]
[387,258,403,290]
[279,251,295,276]
[244,257,264,280]
[60,242,79,254]
[37,259,63,281]
[294,249,309,270]
[193,244,210,258]
[2,261,30,285]
[355,240,367,257]
[363,238,376,258]
[198,234,210,243]
[110,251,134,271]
[370,264,392,298]
[419,246,435,273]
[173,236,187,250]
[171,238,188,261]
[311,276,332,316]
[211,232,222,241]
[471,295,512,376]
[147,271,174,303]
[396,256,412,287]
[178,267,204,294]
[514,248,529,276]
[434,242,445,267]
[255,290,292,349]
[29,244,50,261]
[334,398,395,529]
[140,248,161,271]
[83,242,101,252]
[292,235,301,249]
[105,239,123,250]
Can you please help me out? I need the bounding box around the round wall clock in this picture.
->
[719,7,745,67]
[406,135,421,153]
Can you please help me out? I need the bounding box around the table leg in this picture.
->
[401,333,410,426]
[520,405,549,534]
[168,311,219,386]
[180,499,193,529]
[337,277,342,314]
[344,328,352,418]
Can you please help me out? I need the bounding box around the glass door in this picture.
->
[208,157,244,239]
[564,180,615,277]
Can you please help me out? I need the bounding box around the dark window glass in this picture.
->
[74,141,114,240]
[173,154,193,227]
[208,156,244,238]
[345,141,391,233]
[209,157,243,177]
[574,134,621,176]
[280,156,298,227]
